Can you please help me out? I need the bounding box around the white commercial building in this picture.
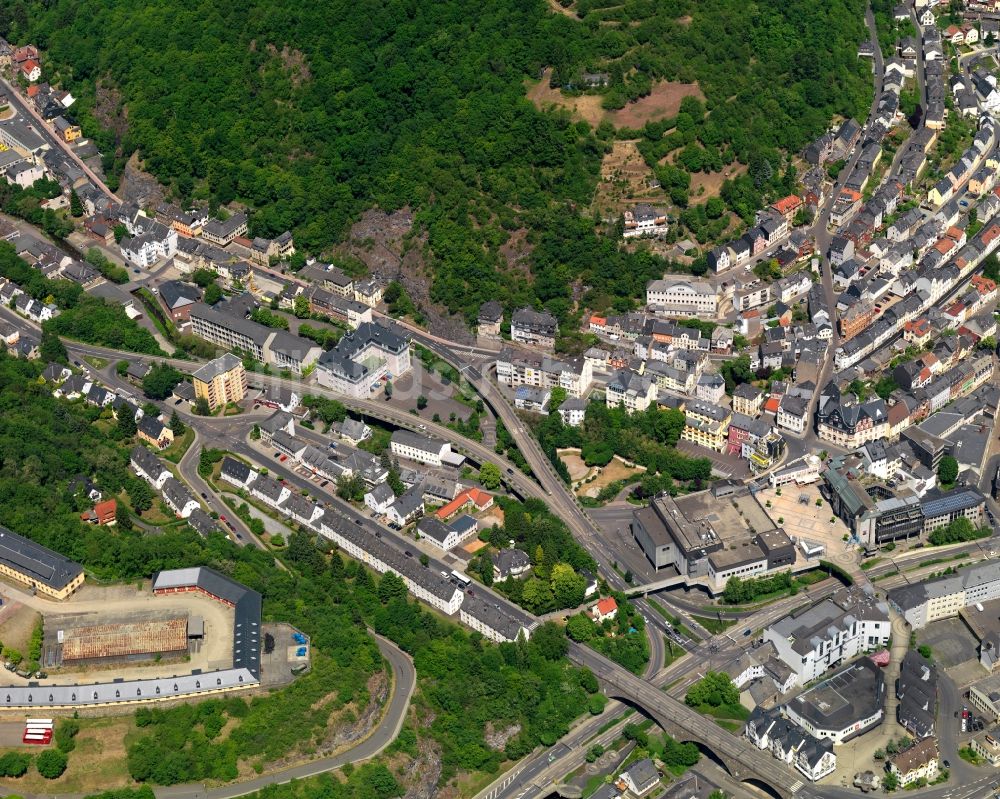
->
[763,587,891,687]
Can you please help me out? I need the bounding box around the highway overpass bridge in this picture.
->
[567,643,802,799]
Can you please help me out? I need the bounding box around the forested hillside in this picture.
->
[0,352,592,788]
[6,0,870,325]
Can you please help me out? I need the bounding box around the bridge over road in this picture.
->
[567,642,803,799]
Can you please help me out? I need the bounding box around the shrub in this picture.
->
[36,749,68,779]
[0,751,30,777]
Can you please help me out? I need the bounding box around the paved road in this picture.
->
[0,78,120,202]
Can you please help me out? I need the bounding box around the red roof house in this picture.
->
[592,597,619,623]
[81,498,117,526]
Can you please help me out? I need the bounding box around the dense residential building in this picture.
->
[680,399,731,452]
[416,516,478,551]
[732,383,764,417]
[605,369,656,413]
[192,353,248,410]
[477,301,503,340]
[495,349,592,398]
[623,205,668,238]
[120,219,178,267]
[762,587,890,687]
[888,560,1000,628]
[201,212,248,246]
[816,382,888,448]
[897,650,938,739]
[745,707,837,782]
[888,738,939,787]
[510,307,557,349]
[188,303,321,374]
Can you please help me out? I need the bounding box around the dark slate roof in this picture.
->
[0,526,83,591]
[152,567,261,676]
[220,456,253,484]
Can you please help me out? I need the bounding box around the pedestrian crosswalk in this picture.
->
[789,779,804,794]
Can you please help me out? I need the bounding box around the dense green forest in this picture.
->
[0,353,590,786]
[7,0,871,326]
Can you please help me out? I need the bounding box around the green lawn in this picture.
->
[690,615,737,635]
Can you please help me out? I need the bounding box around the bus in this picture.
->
[22,733,51,745]
[451,570,471,587]
[24,718,53,728]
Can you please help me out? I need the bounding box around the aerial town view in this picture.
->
[6,1,1000,799]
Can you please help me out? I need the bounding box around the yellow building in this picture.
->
[53,117,81,143]
[192,353,248,410]
[680,399,731,452]
[0,526,84,600]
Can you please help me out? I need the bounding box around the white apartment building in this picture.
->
[495,349,593,398]
[315,322,411,398]
[605,369,657,413]
[645,277,718,318]
[390,430,453,467]
[888,560,1000,628]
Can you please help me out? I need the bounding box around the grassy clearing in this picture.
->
[690,615,737,635]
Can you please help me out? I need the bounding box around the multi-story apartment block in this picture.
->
[510,307,558,349]
[816,382,888,448]
[315,322,411,398]
[188,303,321,374]
[605,369,657,413]
[495,349,592,398]
[733,383,764,417]
[201,212,248,246]
[888,560,1000,629]
[191,353,247,410]
[681,399,731,452]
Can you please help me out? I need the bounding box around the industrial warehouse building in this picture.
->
[0,526,84,600]
[0,567,263,710]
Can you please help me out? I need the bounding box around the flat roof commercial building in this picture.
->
[631,483,791,591]
[0,526,84,600]
[785,658,886,744]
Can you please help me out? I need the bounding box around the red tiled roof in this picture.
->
[596,597,618,617]
[771,195,802,215]
[435,487,493,521]
[81,498,117,525]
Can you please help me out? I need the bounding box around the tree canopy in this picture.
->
[7,0,871,327]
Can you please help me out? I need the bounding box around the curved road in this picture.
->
[0,634,414,799]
